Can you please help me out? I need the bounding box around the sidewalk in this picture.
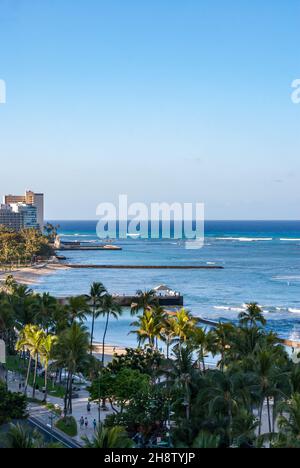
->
[7,370,115,445]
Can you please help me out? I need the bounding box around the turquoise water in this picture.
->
[34,220,300,345]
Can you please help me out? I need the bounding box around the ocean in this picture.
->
[33,220,300,347]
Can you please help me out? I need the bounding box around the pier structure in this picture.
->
[58,293,183,307]
[53,235,122,251]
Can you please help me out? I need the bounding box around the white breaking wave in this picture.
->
[213,305,246,312]
[273,276,300,282]
[288,308,300,314]
[242,303,263,309]
[289,330,300,341]
[280,238,300,242]
[216,237,273,242]
[61,233,92,237]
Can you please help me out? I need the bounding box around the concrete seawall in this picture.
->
[66,264,224,270]
[58,294,184,307]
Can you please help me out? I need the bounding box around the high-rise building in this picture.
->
[11,203,38,229]
[0,204,23,231]
[4,190,44,230]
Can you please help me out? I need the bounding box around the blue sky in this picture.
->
[0,0,299,219]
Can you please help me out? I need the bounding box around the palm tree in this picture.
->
[86,282,107,354]
[168,308,197,357]
[2,274,18,294]
[10,283,33,299]
[66,295,90,324]
[50,303,69,335]
[238,303,266,329]
[166,345,196,421]
[191,431,220,448]
[232,408,259,448]
[39,334,58,402]
[151,305,167,348]
[9,292,38,330]
[82,423,134,448]
[16,326,32,390]
[131,308,163,349]
[1,423,43,449]
[204,371,241,447]
[16,324,46,397]
[190,326,209,372]
[0,294,15,352]
[34,292,58,332]
[209,322,236,371]
[289,364,300,394]
[54,322,90,415]
[254,348,278,435]
[161,316,176,359]
[130,289,158,316]
[277,393,300,443]
[100,294,122,367]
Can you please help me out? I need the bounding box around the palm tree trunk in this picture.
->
[32,354,38,398]
[101,312,110,367]
[43,365,48,403]
[68,372,73,414]
[267,396,272,433]
[200,349,206,372]
[179,340,182,363]
[24,355,32,394]
[272,396,277,433]
[90,306,95,355]
[220,351,224,372]
[228,404,233,447]
[64,371,70,416]
[258,399,264,435]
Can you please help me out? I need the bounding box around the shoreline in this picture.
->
[0,262,69,286]
[92,343,127,362]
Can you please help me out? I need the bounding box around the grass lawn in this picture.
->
[56,416,78,437]
[7,355,66,398]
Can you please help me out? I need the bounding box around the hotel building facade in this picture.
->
[3,190,44,230]
[0,204,23,231]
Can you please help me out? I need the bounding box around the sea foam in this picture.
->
[216,237,273,242]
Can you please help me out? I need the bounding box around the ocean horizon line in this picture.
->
[46,218,300,223]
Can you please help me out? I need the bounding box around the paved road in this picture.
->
[28,415,82,448]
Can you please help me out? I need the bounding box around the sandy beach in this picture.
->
[0,262,69,286]
[92,343,127,359]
